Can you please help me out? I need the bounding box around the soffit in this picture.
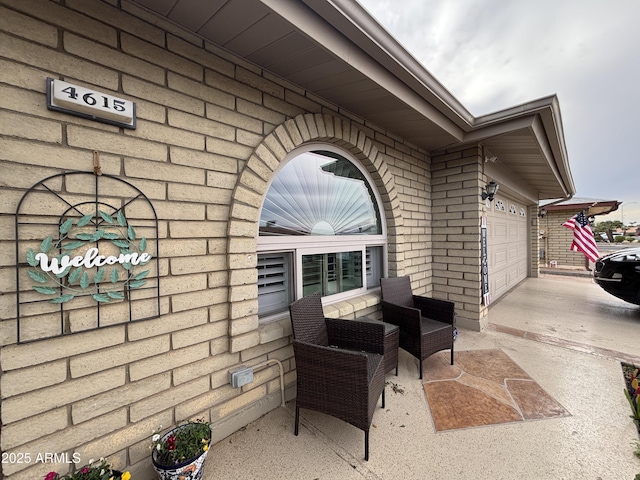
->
[128,0,574,200]
[482,128,567,200]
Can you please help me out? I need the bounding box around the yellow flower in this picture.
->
[203,444,209,452]
[121,472,131,480]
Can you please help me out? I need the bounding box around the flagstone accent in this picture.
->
[422,349,570,431]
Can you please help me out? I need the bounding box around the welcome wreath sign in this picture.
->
[27,210,151,304]
[15,172,160,343]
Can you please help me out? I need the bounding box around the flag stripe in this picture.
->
[562,212,599,263]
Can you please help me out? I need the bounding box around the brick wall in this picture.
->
[430,145,485,331]
[540,210,590,268]
[0,1,434,478]
[530,205,541,278]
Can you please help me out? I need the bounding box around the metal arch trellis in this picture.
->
[14,171,160,344]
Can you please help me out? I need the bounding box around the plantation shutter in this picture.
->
[257,252,292,316]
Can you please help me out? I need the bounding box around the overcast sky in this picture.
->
[357,0,640,225]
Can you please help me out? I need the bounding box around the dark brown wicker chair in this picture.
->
[289,292,386,461]
[380,276,455,379]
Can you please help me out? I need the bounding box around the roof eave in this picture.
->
[300,0,575,198]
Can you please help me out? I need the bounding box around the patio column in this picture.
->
[430,144,486,331]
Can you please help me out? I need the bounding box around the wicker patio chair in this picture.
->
[289,292,386,461]
[380,276,455,379]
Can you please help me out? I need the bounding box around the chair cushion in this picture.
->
[421,316,452,333]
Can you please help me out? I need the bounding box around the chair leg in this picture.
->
[419,359,423,379]
[395,365,398,376]
[382,387,385,409]
[450,345,454,365]
[364,429,369,461]
[294,406,300,436]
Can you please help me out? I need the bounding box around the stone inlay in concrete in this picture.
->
[422,349,570,431]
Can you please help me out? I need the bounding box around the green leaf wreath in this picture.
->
[26,210,151,304]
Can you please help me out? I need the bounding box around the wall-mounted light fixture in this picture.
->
[538,208,547,218]
[481,181,499,201]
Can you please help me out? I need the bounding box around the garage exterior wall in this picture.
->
[431,145,542,331]
[0,1,438,478]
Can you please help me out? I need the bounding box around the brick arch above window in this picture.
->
[226,113,405,352]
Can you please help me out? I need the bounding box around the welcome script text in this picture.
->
[35,247,151,275]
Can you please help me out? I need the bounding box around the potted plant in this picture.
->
[44,457,130,480]
[623,363,640,433]
[151,419,211,480]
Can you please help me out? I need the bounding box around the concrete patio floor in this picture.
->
[205,274,640,479]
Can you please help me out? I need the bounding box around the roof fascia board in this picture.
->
[474,95,558,126]
[302,0,475,127]
[530,115,572,198]
[461,115,536,144]
[537,102,575,194]
[544,201,620,211]
[259,0,465,140]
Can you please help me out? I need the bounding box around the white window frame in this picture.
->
[257,144,387,315]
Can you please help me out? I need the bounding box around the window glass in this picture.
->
[302,251,363,296]
[259,151,381,236]
[257,147,385,318]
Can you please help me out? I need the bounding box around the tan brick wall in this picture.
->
[540,210,591,268]
[430,145,485,330]
[530,205,541,278]
[0,1,435,478]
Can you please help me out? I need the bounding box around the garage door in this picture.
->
[486,194,528,302]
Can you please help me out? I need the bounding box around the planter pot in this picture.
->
[152,424,210,480]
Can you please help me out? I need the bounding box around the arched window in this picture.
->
[257,146,386,318]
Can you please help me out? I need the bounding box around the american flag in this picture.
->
[562,211,600,263]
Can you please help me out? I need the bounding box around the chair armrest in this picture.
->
[380,300,422,337]
[325,318,385,355]
[413,295,456,325]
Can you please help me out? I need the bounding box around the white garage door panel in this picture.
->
[494,222,508,238]
[487,195,528,302]
[493,247,508,267]
[492,272,508,298]
[508,264,524,283]
[507,244,519,261]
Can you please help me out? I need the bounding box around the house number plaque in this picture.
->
[46,78,136,129]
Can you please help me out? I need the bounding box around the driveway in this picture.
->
[488,273,640,363]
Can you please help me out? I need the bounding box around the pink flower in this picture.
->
[81,467,89,474]
[45,473,58,480]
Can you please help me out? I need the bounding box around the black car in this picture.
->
[593,247,640,305]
